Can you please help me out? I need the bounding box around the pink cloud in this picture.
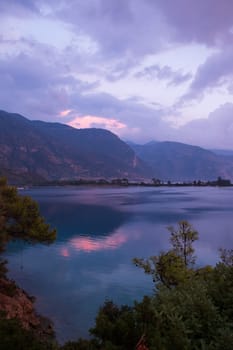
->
[68,114,126,131]
[59,109,73,117]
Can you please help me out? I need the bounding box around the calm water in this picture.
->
[4,186,233,342]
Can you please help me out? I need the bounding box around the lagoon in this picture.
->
[4,186,233,342]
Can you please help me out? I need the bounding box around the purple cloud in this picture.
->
[0,35,172,142]
[0,0,233,150]
[135,64,192,86]
[0,44,98,121]
[0,0,39,17]
[155,0,233,46]
[178,103,233,148]
[181,47,233,101]
[46,0,233,62]
[53,0,169,58]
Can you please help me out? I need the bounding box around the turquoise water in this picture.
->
[4,186,233,342]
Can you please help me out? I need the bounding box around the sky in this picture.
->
[1,0,233,149]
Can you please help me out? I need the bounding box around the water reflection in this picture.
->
[39,202,129,238]
[5,186,233,343]
[60,231,128,256]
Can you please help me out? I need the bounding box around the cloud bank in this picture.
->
[0,0,233,148]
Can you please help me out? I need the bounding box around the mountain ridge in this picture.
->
[130,141,233,181]
[1,109,233,184]
[0,110,151,184]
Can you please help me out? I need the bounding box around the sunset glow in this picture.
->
[59,109,73,117]
[1,1,233,147]
[68,115,126,131]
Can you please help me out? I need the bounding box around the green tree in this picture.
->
[0,177,56,250]
[60,339,98,350]
[94,222,233,349]
[168,220,198,267]
[134,251,190,289]
[0,313,57,350]
[134,221,198,289]
[89,298,155,350]
[219,248,233,266]
[90,300,137,349]
[0,177,56,279]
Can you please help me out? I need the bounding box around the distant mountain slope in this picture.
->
[131,141,233,181]
[210,149,233,157]
[0,110,151,183]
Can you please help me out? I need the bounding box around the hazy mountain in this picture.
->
[0,110,151,184]
[210,149,233,157]
[2,110,233,184]
[131,141,233,181]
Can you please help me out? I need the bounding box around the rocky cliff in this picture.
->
[0,276,54,340]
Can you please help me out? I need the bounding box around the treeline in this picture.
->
[25,176,232,187]
[1,179,233,349]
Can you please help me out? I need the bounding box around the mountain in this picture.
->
[131,141,233,181]
[210,149,233,157]
[0,110,151,184]
[2,110,233,184]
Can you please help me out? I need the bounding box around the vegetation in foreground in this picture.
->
[0,177,57,348]
[0,178,233,349]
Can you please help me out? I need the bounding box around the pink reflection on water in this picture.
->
[70,232,127,252]
[60,247,70,257]
[59,231,129,257]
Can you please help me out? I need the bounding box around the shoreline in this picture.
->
[0,275,55,342]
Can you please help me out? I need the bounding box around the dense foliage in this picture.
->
[0,177,56,277]
[0,313,57,350]
[0,177,56,252]
[69,221,233,350]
